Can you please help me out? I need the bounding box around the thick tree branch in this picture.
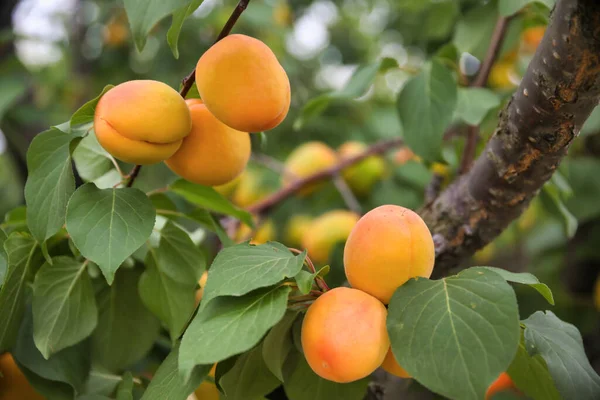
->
[422,0,600,278]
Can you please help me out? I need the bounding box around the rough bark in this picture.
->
[422,0,600,278]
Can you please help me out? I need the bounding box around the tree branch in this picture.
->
[422,0,600,278]
[248,138,404,215]
[332,175,362,215]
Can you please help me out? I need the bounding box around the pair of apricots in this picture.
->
[93,34,290,187]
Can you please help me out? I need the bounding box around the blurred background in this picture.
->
[0,0,599,379]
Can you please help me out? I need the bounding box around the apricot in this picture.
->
[0,353,44,400]
[196,34,290,132]
[195,271,209,305]
[214,174,241,198]
[302,210,359,264]
[522,26,546,53]
[485,372,517,399]
[166,100,251,186]
[94,80,191,165]
[394,147,417,165]
[282,142,338,196]
[301,287,389,383]
[235,219,276,245]
[344,205,435,304]
[488,62,519,89]
[381,348,411,378]
[338,142,385,196]
[284,215,313,248]
[232,169,271,207]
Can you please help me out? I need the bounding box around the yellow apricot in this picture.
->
[284,215,313,248]
[338,142,386,196]
[381,348,411,378]
[282,142,338,196]
[235,219,276,245]
[0,353,44,400]
[344,205,435,304]
[194,381,220,400]
[166,101,251,186]
[103,19,129,47]
[232,169,271,207]
[214,174,241,198]
[302,210,359,264]
[94,80,191,165]
[196,34,290,132]
[488,62,519,89]
[195,271,209,305]
[301,287,389,383]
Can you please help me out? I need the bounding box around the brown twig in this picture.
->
[332,175,362,215]
[128,0,253,188]
[248,138,403,215]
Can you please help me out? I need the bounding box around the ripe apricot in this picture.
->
[236,219,276,245]
[94,80,191,165]
[338,142,385,196]
[301,287,389,383]
[194,381,220,400]
[302,210,359,264]
[488,62,519,89]
[0,353,44,400]
[381,348,411,378]
[485,372,517,399]
[232,169,271,207]
[282,142,337,196]
[344,205,435,304]
[166,100,251,186]
[196,34,290,132]
[522,26,546,53]
[284,215,313,247]
[214,174,241,198]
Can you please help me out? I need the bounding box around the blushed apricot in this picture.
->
[166,101,251,186]
[196,34,290,132]
[301,287,389,383]
[302,210,359,264]
[338,141,385,196]
[344,205,435,304]
[282,142,337,196]
[94,80,191,165]
[485,372,517,399]
[381,348,410,378]
[0,353,44,400]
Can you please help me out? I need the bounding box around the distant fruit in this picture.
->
[0,353,44,400]
[522,26,546,53]
[282,142,337,196]
[338,141,386,196]
[284,215,313,247]
[232,169,271,207]
[214,174,242,198]
[236,219,276,245]
[302,210,359,264]
[301,287,389,383]
[103,19,129,47]
[381,348,411,378]
[394,147,417,165]
[488,62,519,89]
[486,372,517,400]
[344,205,435,304]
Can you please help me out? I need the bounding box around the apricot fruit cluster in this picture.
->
[301,205,435,383]
[93,34,290,188]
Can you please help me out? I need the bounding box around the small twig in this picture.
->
[332,175,362,215]
[459,125,480,174]
[125,165,141,188]
[248,138,403,215]
[251,153,288,175]
[109,155,124,177]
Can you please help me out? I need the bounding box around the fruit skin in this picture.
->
[302,210,359,264]
[381,348,411,378]
[301,287,390,383]
[282,142,338,196]
[232,169,271,207]
[0,353,45,400]
[195,271,209,305]
[94,80,191,165]
[285,215,313,248]
[488,61,518,89]
[214,174,241,198]
[485,372,516,399]
[196,34,290,132]
[338,142,386,196]
[166,100,251,186]
[344,205,435,304]
[522,26,546,53]
[236,219,276,245]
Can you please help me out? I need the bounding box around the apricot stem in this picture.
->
[125,164,141,188]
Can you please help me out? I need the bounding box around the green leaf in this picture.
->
[84,368,124,396]
[523,311,600,399]
[540,182,578,238]
[0,233,38,352]
[32,256,97,359]
[480,267,554,305]
[455,87,500,126]
[139,221,205,341]
[124,0,192,51]
[0,77,26,121]
[66,183,155,284]
[25,128,79,243]
[387,267,520,400]
[397,59,457,161]
[294,270,314,295]
[581,105,600,136]
[14,305,90,396]
[499,0,555,16]
[179,285,291,379]
[170,180,253,227]
[507,332,561,400]
[2,206,28,234]
[17,362,74,400]
[186,208,234,247]
[221,342,280,399]
[453,2,498,61]
[141,342,211,400]
[283,352,369,400]
[92,268,161,371]
[70,85,114,129]
[116,372,134,400]
[563,157,600,222]
[167,0,204,58]
[262,311,298,381]
[0,228,7,285]
[72,133,116,182]
[200,242,305,308]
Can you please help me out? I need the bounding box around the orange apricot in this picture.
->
[344,205,435,304]
[522,26,546,53]
[282,142,337,196]
[486,372,517,399]
[301,287,389,383]
[196,34,290,132]
[0,353,44,400]
[302,210,359,264]
[166,100,251,186]
[94,80,191,165]
[338,142,386,196]
[381,348,411,378]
